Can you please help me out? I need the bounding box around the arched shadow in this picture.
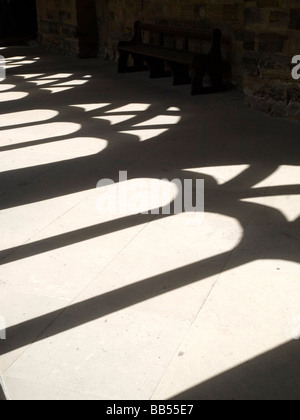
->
[0,46,299,399]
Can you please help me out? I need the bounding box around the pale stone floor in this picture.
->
[0,45,300,400]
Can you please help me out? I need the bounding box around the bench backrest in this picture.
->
[133,21,230,55]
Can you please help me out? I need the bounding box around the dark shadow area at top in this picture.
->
[0,45,299,400]
[0,0,37,43]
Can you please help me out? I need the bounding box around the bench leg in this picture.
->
[168,62,190,86]
[208,68,224,93]
[132,54,149,72]
[118,51,148,73]
[118,50,131,73]
[191,56,226,95]
[146,57,171,79]
[191,57,206,95]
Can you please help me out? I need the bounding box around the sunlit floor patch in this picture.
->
[16,74,45,79]
[253,165,300,188]
[5,64,23,69]
[152,258,300,400]
[27,80,59,86]
[0,137,107,172]
[0,110,58,129]
[19,61,38,65]
[5,56,26,61]
[94,115,137,125]
[53,80,89,86]
[41,87,74,94]
[71,104,111,112]
[0,122,81,147]
[6,61,37,69]
[40,74,73,80]
[96,177,179,217]
[106,103,151,113]
[133,115,181,126]
[0,92,28,102]
[0,187,99,251]
[184,165,250,185]
[241,195,300,222]
[167,107,181,111]
[119,129,169,142]
[0,84,15,92]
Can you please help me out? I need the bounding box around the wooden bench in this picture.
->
[118,21,231,95]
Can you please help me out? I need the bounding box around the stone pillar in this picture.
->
[76,0,98,57]
[36,0,98,57]
[242,2,300,119]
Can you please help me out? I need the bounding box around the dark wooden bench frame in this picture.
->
[118,21,230,95]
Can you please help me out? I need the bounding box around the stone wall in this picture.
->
[36,0,78,53]
[242,0,300,119]
[96,1,244,64]
[36,0,300,118]
[36,0,98,57]
[95,0,299,118]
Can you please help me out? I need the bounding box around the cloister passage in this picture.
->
[0,45,300,400]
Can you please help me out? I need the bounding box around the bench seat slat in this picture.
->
[118,44,195,65]
[118,21,231,95]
